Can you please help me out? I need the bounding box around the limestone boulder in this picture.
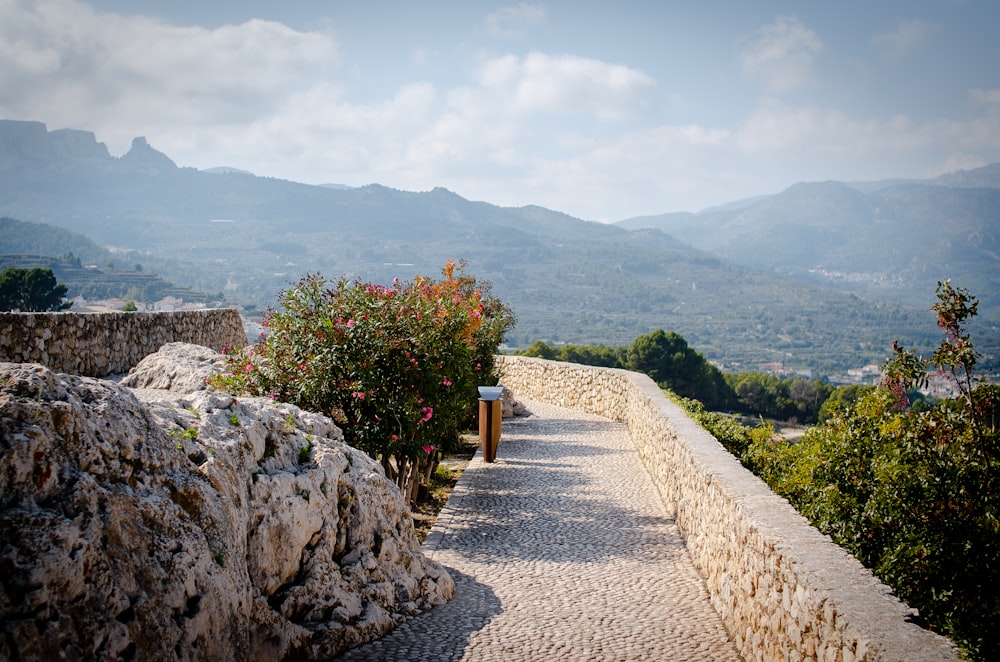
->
[0,359,454,661]
[119,341,226,393]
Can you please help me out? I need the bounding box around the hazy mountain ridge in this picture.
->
[617,167,1000,315]
[1,120,996,374]
[0,119,176,175]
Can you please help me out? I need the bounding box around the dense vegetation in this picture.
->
[209,261,515,504]
[722,372,836,423]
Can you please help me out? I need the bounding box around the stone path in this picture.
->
[335,399,740,661]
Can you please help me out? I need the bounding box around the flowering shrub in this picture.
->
[209,260,514,503]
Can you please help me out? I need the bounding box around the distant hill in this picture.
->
[0,218,218,305]
[202,166,254,176]
[1,119,996,375]
[617,166,1000,319]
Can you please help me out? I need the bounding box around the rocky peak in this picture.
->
[118,136,177,173]
[49,128,112,161]
[0,119,112,171]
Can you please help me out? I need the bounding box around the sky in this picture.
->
[2,0,999,221]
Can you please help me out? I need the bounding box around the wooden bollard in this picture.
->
[478,398,502,462]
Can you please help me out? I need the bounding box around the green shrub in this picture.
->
[672,393,773,461]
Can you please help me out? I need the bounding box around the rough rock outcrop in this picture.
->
[0,120,112,171]
[119,341,227,393]
[0,346,454,661]
[0,120,175,174]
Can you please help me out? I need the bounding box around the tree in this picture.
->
[625,329,734,409]
[515,340,623,367]
[518,340,557,360]
[817,385,873,422]
[0,267,71,312]
[557,343,624,368]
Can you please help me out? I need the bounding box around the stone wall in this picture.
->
[496,355,958,662]
[0,309,247,377]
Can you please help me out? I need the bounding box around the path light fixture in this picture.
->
[477,386,504,462]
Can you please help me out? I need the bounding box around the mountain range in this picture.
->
[618,171,1000,312]
[1,119,997,376]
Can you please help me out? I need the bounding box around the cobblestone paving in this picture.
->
[335,400,740,661]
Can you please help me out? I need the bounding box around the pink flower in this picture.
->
[352,391,365,400]
[391,434,398,441]
[259,332,266,338]
[346,319,355,328]
[244,363,253,373]
[299,364,307,370]
[268,393,277,400]
[422,445,435,454]
[442,378,452,387]
[420,406,433,423]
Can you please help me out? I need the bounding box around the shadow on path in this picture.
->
[332,569,501,661]
[435,416,683,565]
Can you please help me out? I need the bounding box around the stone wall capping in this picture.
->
[497,354,958,662]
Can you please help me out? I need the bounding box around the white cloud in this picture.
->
[970,88,1000,110]
[485,3,547,38]
[872,18,940,59]
[739,16,823,93]
[730,99,1000,188]
[0,0,340,153]
[475,52,654,121]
